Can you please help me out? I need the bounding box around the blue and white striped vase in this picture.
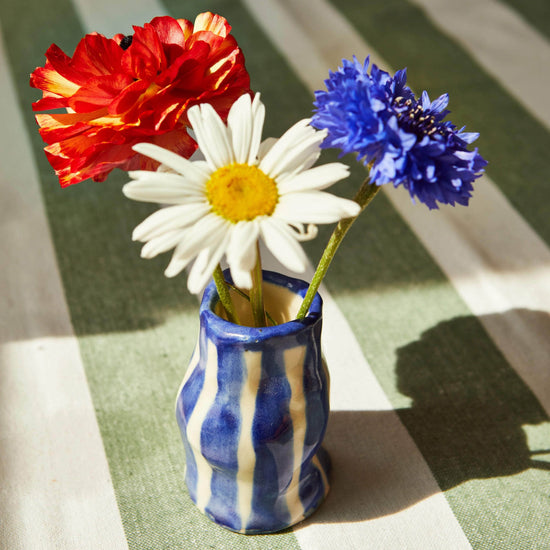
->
[175,270,331,534]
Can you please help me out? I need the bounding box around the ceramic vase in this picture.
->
[175,270,330,534]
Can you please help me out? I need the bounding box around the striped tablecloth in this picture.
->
[2,0,549,548]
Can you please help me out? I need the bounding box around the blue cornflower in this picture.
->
[311,57,487,209]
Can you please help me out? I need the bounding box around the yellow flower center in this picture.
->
[206,163,279,223]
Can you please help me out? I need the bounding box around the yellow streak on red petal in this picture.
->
[36,109,108,129]
[31,67,80,97]
[177,19,194,41]
[193,12,230,37]
[87,115,125,127]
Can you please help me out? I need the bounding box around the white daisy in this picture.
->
[122,93,360,294]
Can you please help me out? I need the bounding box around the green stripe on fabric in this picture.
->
[499,0,550,41]
[306,1,550,547]
[1,0,300,548]
[329,0,550,248]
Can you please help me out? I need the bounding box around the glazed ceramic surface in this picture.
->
[175,271,330,534]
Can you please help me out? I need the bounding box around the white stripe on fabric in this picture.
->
[388,178,550,417]
[257,245,473,550]
[236,351,263,530]
[72,0,168,35]
[0,28,129,550]
[254,0,389,77]
[246,0,550,416]
[408,0,550,130]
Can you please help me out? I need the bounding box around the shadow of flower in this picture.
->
[299,309,550,526]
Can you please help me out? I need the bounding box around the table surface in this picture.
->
[2,0,550,549]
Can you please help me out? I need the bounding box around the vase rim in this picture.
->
[200,270,322,342]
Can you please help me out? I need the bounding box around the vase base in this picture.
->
[198,446,331,535]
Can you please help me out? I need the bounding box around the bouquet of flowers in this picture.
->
[30,11,489,535]
[30,12,487,328]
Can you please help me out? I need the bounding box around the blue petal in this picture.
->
[311,55,487,209]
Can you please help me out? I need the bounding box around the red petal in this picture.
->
[177,18,194,41]
[29,62,79,98]
[107,79,150,116]
[149,16,186,46]
[156,42,210,87]
[67,73,134,111]
[36,112,93,142]
[40,44,86,85]
[192,12,231,38]
[122,24,165,79]
[184,30,224,52]
[32,95,69,111]
[70,33,124,78]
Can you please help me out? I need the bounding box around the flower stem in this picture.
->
[213,264,240,325]
[250,243,267,327]
[296,177,381,319]
[224,282,278,326]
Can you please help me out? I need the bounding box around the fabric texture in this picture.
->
[1,0,549,548]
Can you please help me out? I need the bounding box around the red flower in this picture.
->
[30,13,251,187]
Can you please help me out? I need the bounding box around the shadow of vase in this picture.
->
[298,309,550,526]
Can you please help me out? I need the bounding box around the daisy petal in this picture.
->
[226,221,259,289]
[260,218,307,273]
[129,161,210,187]
[164,217,227,279]
[226,221,259,265]
[187,232,231,294]
[132,143,211,181]
[140,229,185,259]
[257,137,277,160]
[289,223,318,242]
[248,94,265,165]
[164,255,193,278]
[278,163,349,194]
[171,214,228,263]
[230,266,253,290]
[259,119,310,174]
[228,94,253,164]
[276,192,360,224]
[188,103,234,170]
[123,175,204,204]
[132,203,211,241]
[276,140,323,176]
[259,119,326,179]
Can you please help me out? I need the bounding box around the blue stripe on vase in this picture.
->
[201,341,245,532]
[246,345,293,532]
[299,322,330,516]
[175,334,208,500]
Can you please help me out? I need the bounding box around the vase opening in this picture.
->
[214,279,306,327]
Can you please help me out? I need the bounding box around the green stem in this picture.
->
[296,177,381,320]
[250,243,267,327]
[224,283,278,326]
[213,264,240,325]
